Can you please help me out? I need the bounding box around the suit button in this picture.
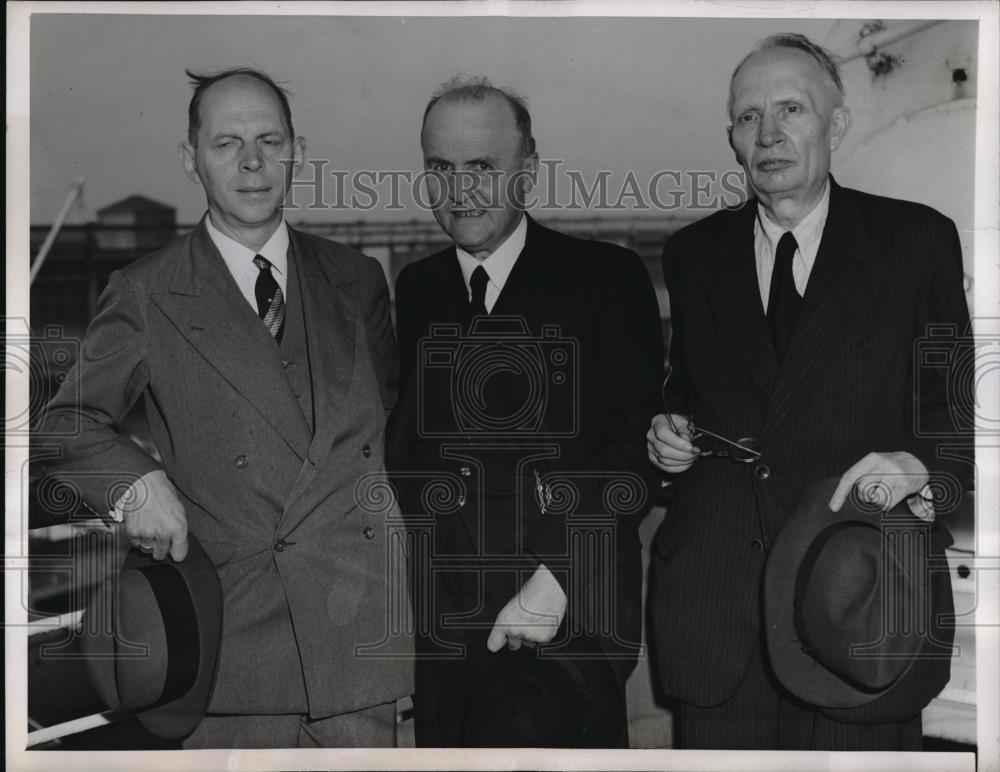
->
[754,464,770,480]
[459,465,472,477]
[362,526,375,540]
[751,539,764,552]
[274,539,288,552]
[281,359,291,369]
[362,445,372,458]
[235,454,249,468]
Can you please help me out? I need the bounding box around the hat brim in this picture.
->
[131,535,222,738]
[764,478,911,709]
[82,534,223,739]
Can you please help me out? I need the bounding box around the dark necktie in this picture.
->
[470,265,489,317]
[252,255,285,343]
[766,231,800,360]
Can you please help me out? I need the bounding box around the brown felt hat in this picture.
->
[81,534,223,739]
[764,478,954,711]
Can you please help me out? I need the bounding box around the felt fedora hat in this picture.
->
[764,478,954,712]
[81,534,223,739]
[437,633,623,747]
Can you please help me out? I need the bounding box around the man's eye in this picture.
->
[217,140,236,148]
[475,162,492,172]
[739,113,758,124]
[785,104,800,115]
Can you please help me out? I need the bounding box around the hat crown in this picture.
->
[795,524,915,690]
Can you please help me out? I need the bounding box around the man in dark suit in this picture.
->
[39,68,412,747]
[388,77,664,746]
[647,34,972,750]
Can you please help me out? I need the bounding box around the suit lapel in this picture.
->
[150,220,312,459]
[705,204,780,398]
[760,182,873,440]
[490,217,555,320]
[280,229,360,521]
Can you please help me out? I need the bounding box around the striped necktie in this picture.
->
[252,254,285,343]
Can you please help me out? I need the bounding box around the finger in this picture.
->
[486,625,507,653]
[829,455,875,511]
[506,637,523,651]
[169,532,189,562]
[151,538,169,562]
[650,418,695,453]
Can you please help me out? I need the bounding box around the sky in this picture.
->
[27,10,841,225]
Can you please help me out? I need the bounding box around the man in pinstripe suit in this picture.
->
[646,33,972,750]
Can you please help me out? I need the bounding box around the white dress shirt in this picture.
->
[205,213,289,311]
[455,215,528,312]
[753,181,830,311]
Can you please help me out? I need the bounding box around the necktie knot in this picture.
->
[253,254,285,342]
[776,231,798,266]
[470,265,489,316]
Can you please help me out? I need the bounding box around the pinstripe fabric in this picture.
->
[675,644,922,750]
[649,180,972,748]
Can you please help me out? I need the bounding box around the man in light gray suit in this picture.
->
[40,67,412,748]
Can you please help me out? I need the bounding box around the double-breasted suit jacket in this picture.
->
[649,180,972,721]
[388,216,665,742]
[41,219,413,718]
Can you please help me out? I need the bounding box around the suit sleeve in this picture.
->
[384,265,418,493]
[900,215,974,494]
[523,249,666,582]
[37,271,162,516]
[360,256,398,418]
[661,230,693,417]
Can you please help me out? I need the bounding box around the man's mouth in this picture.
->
[237,187,272,194]
[757,159,794,172]
[452,209,486,218]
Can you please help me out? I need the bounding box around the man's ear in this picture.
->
[521,151,539,188]
[726,125,742,165]
[179,141,201,185]
[291,136,306,178]
[829,106,852,152]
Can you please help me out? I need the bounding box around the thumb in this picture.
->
[170,533,189,562]
[486,624,507,653]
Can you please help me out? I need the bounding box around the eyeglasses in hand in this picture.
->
[661,366,762,464]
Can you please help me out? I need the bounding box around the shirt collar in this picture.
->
[756,180,831,254]
[204,213,289,278]
[455,214,528,293]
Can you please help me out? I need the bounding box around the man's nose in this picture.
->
[240,144,264,172]
[756,112,784,147]
[447,170,481,205]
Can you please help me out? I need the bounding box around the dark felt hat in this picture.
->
[437,633,623,747]
[81,534,223,739]
[764,478,954,712]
